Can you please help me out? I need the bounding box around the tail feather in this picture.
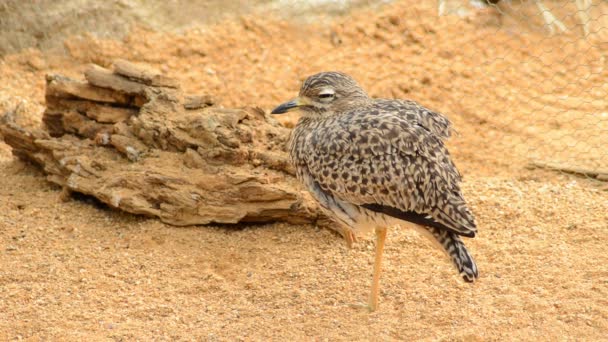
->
[426,226,478,282]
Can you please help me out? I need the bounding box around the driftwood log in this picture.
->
[0,59,336,232]
[527,160,608,182]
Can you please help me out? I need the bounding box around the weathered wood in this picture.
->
[184,94,215,109]
[46,97,137,123]
[86,104,137,123]
[109,134,148,161]
[46,74,132,104]
[42,110,65,137]
[113,59,179,88]
[42,103,115,139]
[84,64,147,95]
[0,109,50,161]
[528,160,608,181]
[0,60,337,234]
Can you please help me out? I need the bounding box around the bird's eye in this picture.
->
[318,91,335,100]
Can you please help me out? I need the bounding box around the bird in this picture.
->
[271,71,478,311]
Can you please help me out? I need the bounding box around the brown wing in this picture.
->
[375,99,454,140]
[300,106,476,237]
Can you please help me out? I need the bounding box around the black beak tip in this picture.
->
[270,106,286,115]
[270,100,298,115]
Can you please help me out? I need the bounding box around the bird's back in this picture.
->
[372,99,453,140]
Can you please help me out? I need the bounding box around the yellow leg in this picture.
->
[368,227,387,312]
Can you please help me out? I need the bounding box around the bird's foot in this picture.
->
[342,229,357,249]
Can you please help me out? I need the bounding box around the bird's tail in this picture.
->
[426,226,478,282]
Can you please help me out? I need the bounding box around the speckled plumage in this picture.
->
[272,72,478,309]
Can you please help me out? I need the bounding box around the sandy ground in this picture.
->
[1,1,607,340]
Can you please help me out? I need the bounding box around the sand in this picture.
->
[1,1,607,340]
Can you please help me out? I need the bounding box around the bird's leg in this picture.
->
[368,226,387,311]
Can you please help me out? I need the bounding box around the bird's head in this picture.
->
[271,71,369,118]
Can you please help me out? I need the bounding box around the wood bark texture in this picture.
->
[0,60,335,231]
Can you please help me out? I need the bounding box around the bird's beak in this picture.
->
[271,97,308,114]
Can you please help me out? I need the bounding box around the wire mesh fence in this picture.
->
[436,0,607,182]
